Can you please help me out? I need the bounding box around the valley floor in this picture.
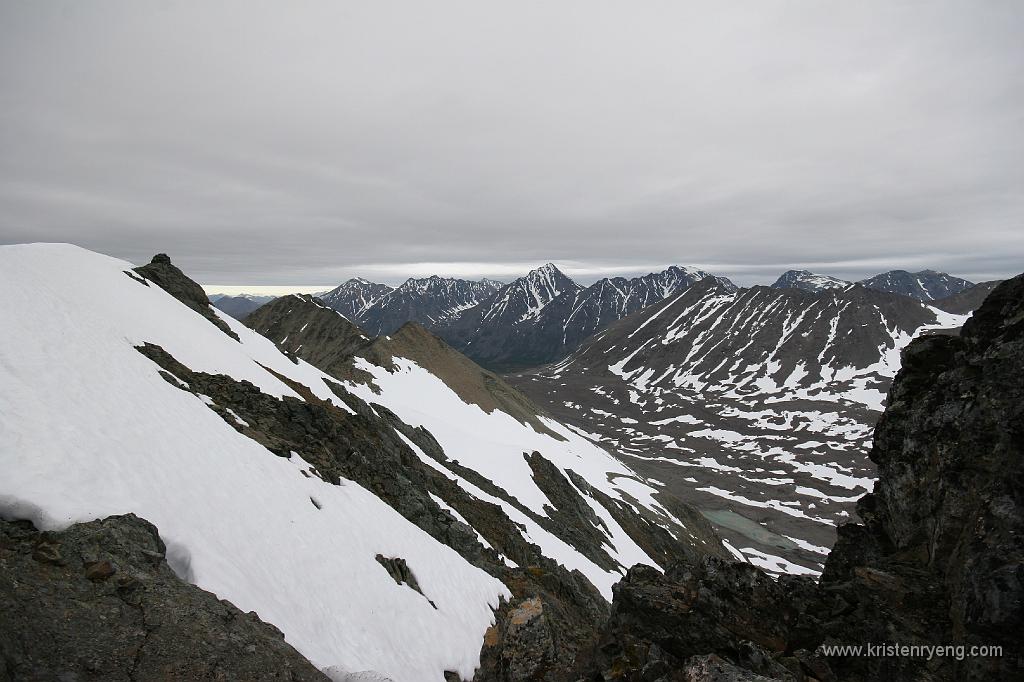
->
[508,369,879,575]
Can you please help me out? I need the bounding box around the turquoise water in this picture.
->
[700,508,798,550]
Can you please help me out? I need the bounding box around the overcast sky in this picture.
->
[1,1,1021,290]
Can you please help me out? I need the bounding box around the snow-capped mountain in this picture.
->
[480,263,581,325]
[355,276,502,336]
[319,277,394,320]
[211,293,276,319]
[510,279,971,576]
[443,264,735,371]
[771,269,850,292]
[542,266,738,353]
[0,244,726,682]
[858,268,973,301]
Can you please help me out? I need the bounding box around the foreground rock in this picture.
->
[0,514,327,681]
[585,274,1024,681]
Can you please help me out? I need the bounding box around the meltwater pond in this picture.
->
[700,509,799,551]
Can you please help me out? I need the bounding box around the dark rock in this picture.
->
[133,253,240,341]
[0,514,327,680]
[84,559,116,581]
[681,654,777,681]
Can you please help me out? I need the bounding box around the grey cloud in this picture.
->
[1,1,1022,288]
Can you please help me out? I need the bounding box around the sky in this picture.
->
[1,1,1022,291]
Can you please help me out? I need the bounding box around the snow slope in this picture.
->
[0,244,509,682]
[344,356,667,597]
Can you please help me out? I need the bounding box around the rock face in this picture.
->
[583,273,1024,681]
[133,253,240,340]
[858,269,973,302]
[821,271,1024,679]
[0,514,327,681]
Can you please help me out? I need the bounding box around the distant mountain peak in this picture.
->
[771,269,851,293]
[525,262,574,284]
[319,278,394,320]
[859,269,973,301]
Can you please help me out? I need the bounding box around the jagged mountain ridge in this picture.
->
[859,268,973,301]
[442,263,736,371]
[356,275,503,336]
[511,279,970,574]
[318,277,395,321]
[0,244,727,682]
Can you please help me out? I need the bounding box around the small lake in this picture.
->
[700,508,798,550]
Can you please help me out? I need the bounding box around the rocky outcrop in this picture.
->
[0,514,327,681]
[583,274,1024,681]
[133,253,239,341]
[820,271,1024,680]
[245,293,373,374]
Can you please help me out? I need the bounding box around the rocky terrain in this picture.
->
[511,280,971,574]
[581,272,1024,681]
[0,514,328,681]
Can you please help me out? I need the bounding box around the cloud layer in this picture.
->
[1,1,1022,287]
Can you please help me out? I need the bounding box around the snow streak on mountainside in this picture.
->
[511,279,970,576]
[319,278,394,320]
[771,270,850,292]
[0,244,727,681]
[356,276,502,336]
[444,264,735,371]
[858,269,973,301]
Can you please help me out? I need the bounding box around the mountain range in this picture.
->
[0,243,1019,681]
[312,263,736,371]
[510,279,973,573]
[771,267,977,300]
[212,265,983,374]
[0,245,725,682]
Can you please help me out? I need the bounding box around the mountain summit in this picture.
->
[858,268,973,301]
[771,269,850,292]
